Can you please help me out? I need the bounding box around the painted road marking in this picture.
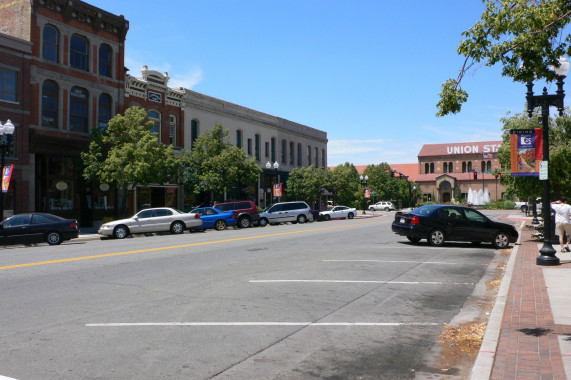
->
[249,280,474,285]
[0,220,385,270]
[323,260,486,265]
[86,322,442,327]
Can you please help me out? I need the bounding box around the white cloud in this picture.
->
[169,67,203,89]
[124,54,203,89]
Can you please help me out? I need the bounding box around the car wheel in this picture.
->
[113,225,129,239]
[46,231,63,245]
[258,218,268,227]
[170,221,185,234]
[238,216,251,228]
[493,231,510,249]
[407,236,421,243]
[521,205,527,213]
[214,220,227,231]
[348,213,354,219]
[369,207,374,211]
[324,214,331,221]
[428,229,445,247]
[297,215,307,224]
[385,207,390,212]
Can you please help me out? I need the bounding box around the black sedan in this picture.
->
[0,213,79,246]
[391,204,518,249]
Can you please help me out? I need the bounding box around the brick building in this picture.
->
[0,0,129,225]
[0,32,32,219]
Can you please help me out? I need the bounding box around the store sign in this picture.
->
[70,88,87,99]
[148,91,163,103]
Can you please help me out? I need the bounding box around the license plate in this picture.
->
[400,218,405,224]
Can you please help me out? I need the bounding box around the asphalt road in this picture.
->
[0,212,513,379]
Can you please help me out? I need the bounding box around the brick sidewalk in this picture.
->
[490,220,568,380]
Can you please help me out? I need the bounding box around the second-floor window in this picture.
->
[236,130,243,149]
[297,143,302,166]
[70,34,89,71]
[191,119,199,148]
[98,93,112,131]
[99,44,112,77]
[0,68,17,102]
[148,110,161,136]
[42,25,59,63]
[169,115,176,145]
[255,134,261,161]
[281,140,287,164]
[69,86,88,132]
[42,80,58,128]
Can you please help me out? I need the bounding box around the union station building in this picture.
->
[389,141,507,204]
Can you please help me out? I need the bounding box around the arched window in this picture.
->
[289,141,294,165]
[42,25,59,63]
[255,134,261,161]
[99,44,112,77]
[307,145,311,167]
[430,163,434,173]
[271,138,276,162]
[169,115,176,145]
[281,140,287,164]
[70,34,89,71]
[462,162,467,173]
[236,130,243,149]
[448,162,453,173]
[443,162,448,173]
[315,147,318,167]
[425,163,429,173]
[468,161,473,172]
[98,93,112,130]
[487,160,492,171]
[297,144,302,166]
[41,80,58,128]
[481,161,485,172]
[191,119,199,148]
[148,110,161,137]
[69,86,88,132]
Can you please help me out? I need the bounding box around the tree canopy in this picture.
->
[285,166,327,206]
[81,106,180,212]
[181,124,261,203]
[437,0,571,116]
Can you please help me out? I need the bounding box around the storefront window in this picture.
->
[48,179,73,211]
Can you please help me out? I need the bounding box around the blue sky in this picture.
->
[88,0,540,166]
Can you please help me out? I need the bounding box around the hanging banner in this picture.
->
[2,164,13,193]
[273,183,282,197]
[364,189,371,198]
[510,128,542,177]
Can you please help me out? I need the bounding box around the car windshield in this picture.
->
[410,204,440,216]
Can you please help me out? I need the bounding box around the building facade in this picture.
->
[0,33,32,219]
[415,141,506,203]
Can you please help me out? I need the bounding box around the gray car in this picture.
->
[98,207,203,239]
[259,201,313,225]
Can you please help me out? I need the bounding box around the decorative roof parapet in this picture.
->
[125,66,185,107]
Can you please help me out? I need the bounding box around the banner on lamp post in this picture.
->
[273,183,282,197]
[510,128,542,176]
[364,189,371,198]
[2,164,13,193]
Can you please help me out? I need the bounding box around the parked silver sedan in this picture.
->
[98,207,202,239]
[319,205,357,221]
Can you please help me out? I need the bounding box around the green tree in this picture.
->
[285,166,326,206]
[331,163,361,207]
[437,0,571,116]
[362,163,400,202]
[496,109,571,199]
[81,106,180,215]
[181,124,261,203]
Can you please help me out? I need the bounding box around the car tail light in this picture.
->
[410,215,420,225]
[194,213,200,219]
[70,221,78,228]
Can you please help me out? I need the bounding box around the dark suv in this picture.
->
[213,200,260,228]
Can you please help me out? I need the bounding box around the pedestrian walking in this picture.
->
[551,196,571,252]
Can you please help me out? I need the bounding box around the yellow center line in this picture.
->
[1,219,388,270]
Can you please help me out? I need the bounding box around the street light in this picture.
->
[360,175,368,214]
[0,119,15,221]
[266,161,280,202]
[526,56,569,266]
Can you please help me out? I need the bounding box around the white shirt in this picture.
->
[551,203,571,224]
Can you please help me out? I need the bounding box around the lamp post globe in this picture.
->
[0,119,15,221]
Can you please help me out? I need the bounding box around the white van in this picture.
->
[259,201,313,225]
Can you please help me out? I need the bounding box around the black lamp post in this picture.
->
[360,175,368,214]
[0,119,15,221]
[266,161,280,202]
[526,56,569,266]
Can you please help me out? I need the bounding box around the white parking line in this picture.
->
[323,260,486,265]
[86,322,443,327]
[249,280,474,285]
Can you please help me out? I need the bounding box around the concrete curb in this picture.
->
[469,219,526,380]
